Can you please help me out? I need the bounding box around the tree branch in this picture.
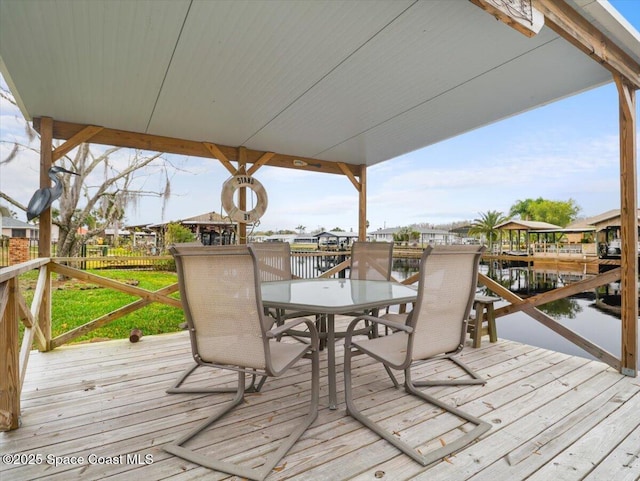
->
[0,192,28,212]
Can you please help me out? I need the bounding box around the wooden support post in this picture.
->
[358,164,367,241]
[0,279,21,431]
[615,75,638,377]
[38,117,53,257]
[37,118,53,351]
[238,147,247,245]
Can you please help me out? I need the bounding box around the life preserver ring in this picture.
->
[221,174,268,223]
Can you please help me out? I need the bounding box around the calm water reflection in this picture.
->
[391,258,639,367]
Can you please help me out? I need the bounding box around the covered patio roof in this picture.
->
[0,0,638,169]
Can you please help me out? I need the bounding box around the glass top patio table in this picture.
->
[262,278,417,409]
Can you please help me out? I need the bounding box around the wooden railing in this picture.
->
[1,258,50,431]
[479,268,623,370]
[0,251,629,431]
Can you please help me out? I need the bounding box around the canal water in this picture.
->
[390,258,639,368]
[291,254,638,367]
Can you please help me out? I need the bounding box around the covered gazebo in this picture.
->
[590,208,640,256]
[148,211,238,247]
[496,219,563,254]
[0,0,638,436]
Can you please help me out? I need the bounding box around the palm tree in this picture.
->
[393,226,420,245]
[469,210,510,251]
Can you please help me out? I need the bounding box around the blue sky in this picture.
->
[1,1,639,234]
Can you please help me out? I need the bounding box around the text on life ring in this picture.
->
[221,175,268,223]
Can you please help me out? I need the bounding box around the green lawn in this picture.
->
[20,269,185,344]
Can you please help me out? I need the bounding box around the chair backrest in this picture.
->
[408,245,485,361]
[170,244,272,372]
[249,242,293,282]
[349,241,393,281]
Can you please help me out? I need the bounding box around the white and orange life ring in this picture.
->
[221,174,268,223]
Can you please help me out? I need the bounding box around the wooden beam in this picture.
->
[533,0,640,89]
[48,263,182,308]
[495,267,621,317]
[401,272,420,286]
[614,74,638,376]
[318,259,350,279]
[247,151,275,176]
[29,266,48,323]
[33,118,360,177]
[203,142,236,175]
[337,162,361,192]
[50,283,180,348]
[17,294,34,328]
[15,273,47,358]
[521,302,620,370]
[52,125,104,161]
[0,259,49,284]
[479,273,620,370]
[29,267,49,351]
[18,325,35,391]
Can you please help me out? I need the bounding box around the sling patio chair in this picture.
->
[250,241,317,338]
[346,241,395,337]
[343,245,490,466]
[165,245,319,481]
[250,241,300,321]
[349,240,393,282]
[167,243,266,393]
[250,241,294,283]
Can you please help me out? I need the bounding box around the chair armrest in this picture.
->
[266,316,319,340]
[346,314,414,335]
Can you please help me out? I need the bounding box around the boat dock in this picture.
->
[2,324,639,481]
[393,247,625,274]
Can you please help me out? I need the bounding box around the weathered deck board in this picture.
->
[1,325,638,481]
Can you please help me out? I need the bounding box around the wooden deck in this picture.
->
[2,323,640,481]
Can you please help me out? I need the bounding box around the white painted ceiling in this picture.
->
[1,0,638,166]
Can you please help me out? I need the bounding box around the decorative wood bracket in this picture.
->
[52,125,104,161]
[470,0,544,37]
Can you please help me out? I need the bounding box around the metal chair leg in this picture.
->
[166,363,266,394]
[165,350,319,481]
[345,346,490,467]
[411,355,485,387]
